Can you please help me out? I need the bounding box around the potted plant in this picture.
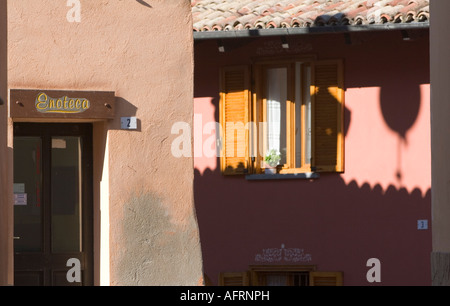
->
[264,149,281,174]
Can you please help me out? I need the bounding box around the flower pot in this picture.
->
[265,167,277,174]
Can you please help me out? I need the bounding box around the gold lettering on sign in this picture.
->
[35,92,90,113]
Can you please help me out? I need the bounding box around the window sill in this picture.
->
[245,172,320,180]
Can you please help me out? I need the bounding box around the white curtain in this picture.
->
[266,68,287,164]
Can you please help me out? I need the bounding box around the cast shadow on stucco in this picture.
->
[336,25,428,185]
[112,192,202,286]
[380,82,421,142]
[136,0,152,8]
[108,97,141,132]
[193,167,432,285]
[348,30,426,184]
[309,14,427,154]
[380,81,422,183]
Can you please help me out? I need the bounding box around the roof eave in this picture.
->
[193,22,429,41]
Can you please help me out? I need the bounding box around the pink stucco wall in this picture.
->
[194,29,431,286]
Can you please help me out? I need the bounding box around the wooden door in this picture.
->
[13,123,93,286]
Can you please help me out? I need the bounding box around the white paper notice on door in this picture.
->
[14,193,27,206]
[52,138,67,149]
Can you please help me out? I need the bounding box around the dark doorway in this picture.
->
[13,123,93,286]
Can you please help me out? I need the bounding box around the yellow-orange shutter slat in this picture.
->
[218,272,250,286]
[220,66,251,175]
[309,271,343,286]
[311,60,345,173]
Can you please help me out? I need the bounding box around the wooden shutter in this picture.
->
[218,272,250,286]
[309,271,343,286]
[220,66,251,175]
[311,60,344,173]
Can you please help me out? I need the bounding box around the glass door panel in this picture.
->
[14,137,43,253]
[51,137,82,253]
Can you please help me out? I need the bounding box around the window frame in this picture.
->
[219,56,345,176]
[249,265,316,286]
[252,57,324,175]
[217,265,344,286]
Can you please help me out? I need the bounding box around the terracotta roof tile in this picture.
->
[192,0,430,31]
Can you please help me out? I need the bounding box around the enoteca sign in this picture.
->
[35,92,91,114]
[10,89,115,119]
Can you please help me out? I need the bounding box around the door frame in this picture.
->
[13,122,94,286]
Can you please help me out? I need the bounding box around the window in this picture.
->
[218,265,343,286]
[219,58,344,175]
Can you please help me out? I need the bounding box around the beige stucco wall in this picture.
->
[4,0,203,285]
[430,1,450,285]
